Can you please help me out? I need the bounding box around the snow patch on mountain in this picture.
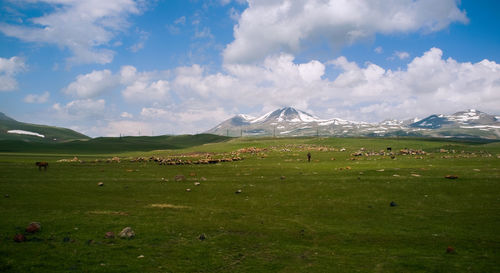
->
[250,110,274,123]
[8,130,45,138]
[238,114,255,121]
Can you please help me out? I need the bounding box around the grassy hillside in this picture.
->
[0,137,499,272]
[0,134,231,154]
[0,112,90,142]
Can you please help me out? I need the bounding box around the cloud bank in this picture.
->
[59,47,499,136]
[224,0,468,63]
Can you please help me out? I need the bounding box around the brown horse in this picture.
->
[36,162,48,171]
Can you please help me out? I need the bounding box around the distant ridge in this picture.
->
[206,107,500,139]
[0,112,90,142]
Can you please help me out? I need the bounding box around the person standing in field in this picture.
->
[307,152,311,162]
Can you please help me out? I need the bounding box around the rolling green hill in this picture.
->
[0,112,90,142]
[0,134,231,154]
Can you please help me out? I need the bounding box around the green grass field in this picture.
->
[0,137,499,272]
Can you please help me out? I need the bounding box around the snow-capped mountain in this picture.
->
[411,109,499,129]
[233,107,324,124]
[206,107,500,139]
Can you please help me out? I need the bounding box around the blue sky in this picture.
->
[0,0,499,136]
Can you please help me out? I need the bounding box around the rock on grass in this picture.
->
[119,227,135,239]
[26,222,41,233]
[14,233,26,242]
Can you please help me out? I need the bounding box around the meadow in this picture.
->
[0,137,499,272]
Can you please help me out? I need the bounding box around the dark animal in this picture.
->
[387,147,392,152]
[36,162,48,171]
[307,152,311,162]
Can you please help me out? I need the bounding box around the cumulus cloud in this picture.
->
[0,0,141,65]
[52,99,106,119]
[140,106,232,134]
[54,47,500,135]
[63,70,118,98]
[62,65,170,102]
[120,112,133,118]
[122,79,170,102]
[323,48,500,120]
[224,0,468,63]
[24,91,50,103]
[170,47,500,123]
[0,56,26,91]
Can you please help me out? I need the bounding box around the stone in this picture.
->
[186,188,191,192]
[445,175,459,179]
[98,182,104,186]
[105,231,115,239]
[199,234,206,241]
[14,233,26,242]
[119,227,135,239]
[235,189,242,194]
[390,201,397,207]
[174,175,186,182]
[446,246,455,254]
[137,255,144,259]
[4,194,9,198]
[280,176,286,180]
[194,182,201,186]
[201,177,207,181]
[26,222,41,233]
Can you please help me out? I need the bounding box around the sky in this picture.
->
[0,0,499,137]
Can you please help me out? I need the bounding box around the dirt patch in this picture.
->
[88,210,129,216]
[149,204,190,209]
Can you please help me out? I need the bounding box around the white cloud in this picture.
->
[174,16,186,25]
[129,28,149,52]
[24,91,50,103]
[63,70,118,98]
[62,65,171,103]
[52,99,106,119]
[53,47,499,136]
[0,0,141,65]
[223,0,468,63]
[120,112,133,118]
[374,46,383,54]
[392,51,410,60]
[0,56,26,91]
[140,106,232,134]
[170,48,500,123]
[122,79,170,103]
[194,27,214,39]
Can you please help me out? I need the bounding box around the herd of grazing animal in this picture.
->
[33,146,427,171]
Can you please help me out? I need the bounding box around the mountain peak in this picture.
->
[264,107,322,123]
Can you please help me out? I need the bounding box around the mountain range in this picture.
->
[206,107,500,139]
[2,108,499,142]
